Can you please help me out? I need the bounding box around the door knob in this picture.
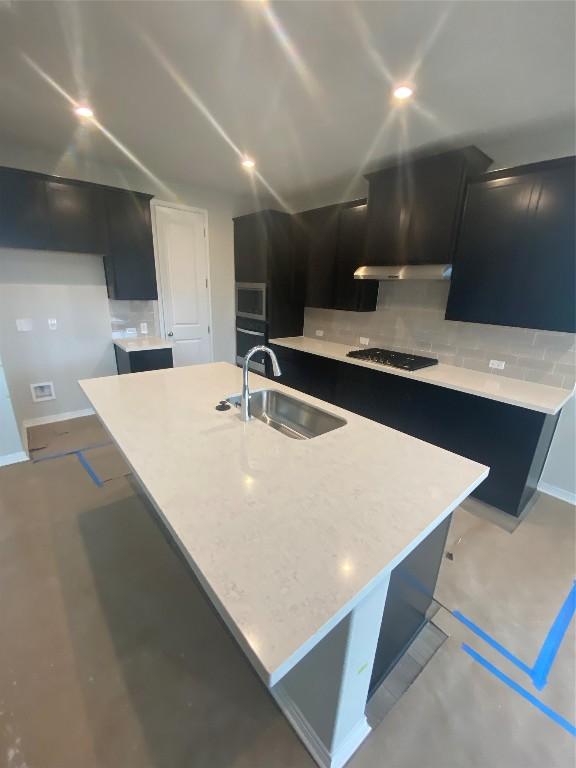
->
[168,332,174,337]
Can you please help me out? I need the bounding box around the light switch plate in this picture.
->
[315,329,324,337]
[126,327,138,337]
[16,318,33,332]
[140,322,149,335]
[48,318,57,330]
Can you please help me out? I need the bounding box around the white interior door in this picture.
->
[154,203,212,367]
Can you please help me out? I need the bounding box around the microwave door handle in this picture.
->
[236,328,265,337]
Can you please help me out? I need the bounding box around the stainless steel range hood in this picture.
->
[354,264,452,281]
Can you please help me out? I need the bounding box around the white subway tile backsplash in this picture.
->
[524,370,566,387]
[109,300,159,338]
[554,363,576,379]
[302,281,575,387]
[544,346,576,364]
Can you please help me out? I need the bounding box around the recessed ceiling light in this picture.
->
[74,105,94,119]
[241,157,256,170]
[392,85,413,101]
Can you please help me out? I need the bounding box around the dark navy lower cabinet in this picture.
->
[272,345,337,403]
[269,344,559,518]
[114,345,173,375]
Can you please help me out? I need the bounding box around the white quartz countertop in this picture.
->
[80,363,487,687]
[114,336,174,353]
[270,336,573,415]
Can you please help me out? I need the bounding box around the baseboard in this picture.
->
[538,482,576,506]
[272,685,370,768]
[0,451,29,468]
[23,408,95,430]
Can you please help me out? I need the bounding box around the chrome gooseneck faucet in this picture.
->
[241,346,282,422]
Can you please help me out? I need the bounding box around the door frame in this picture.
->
[151,199,214,363]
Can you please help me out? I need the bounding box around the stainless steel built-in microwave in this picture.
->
[236,282,267,321]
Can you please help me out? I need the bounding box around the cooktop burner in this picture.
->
[347,347,438,371]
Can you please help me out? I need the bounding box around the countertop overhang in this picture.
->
[80,363,487,687]
[270,336,573,415]
[113,336,174,353]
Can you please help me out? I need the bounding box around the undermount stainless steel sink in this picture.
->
[227,389,346,440]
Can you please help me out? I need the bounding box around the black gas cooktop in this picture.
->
[347,347,438,371]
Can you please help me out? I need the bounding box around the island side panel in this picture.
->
[369,513,452,694]
[272,575,390,768]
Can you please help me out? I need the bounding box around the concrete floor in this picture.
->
[0,416,574,768]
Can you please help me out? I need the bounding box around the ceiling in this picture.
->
[0,1,574,203]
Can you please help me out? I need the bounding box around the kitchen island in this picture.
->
[80,362,487,768]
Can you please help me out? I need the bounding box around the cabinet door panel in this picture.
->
[104,190,156,300]
[406,153,465,264]
[446,158,575,332]
[523,163,576,331]
[128,348,173,372]
[0,169,49,249]
[270,345,336,402]
[333,204,378,311]
[446,176,533,325]
[364,165,404,265]
[234,214,268,283]
[299,206,339,308]
[47,180,106,254]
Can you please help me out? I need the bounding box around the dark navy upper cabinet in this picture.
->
[446,156,576,332]
[364,146,492,266]
[233,212,270,283]
[46,180,106,254]
[0,167,157,301]
[296,199,378,312]
[295,203,340,310]
[0,167,50,250]
[103,189,157,300]
[333,203,378,311]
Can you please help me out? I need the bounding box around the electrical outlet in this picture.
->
[489,359,506,370]
[140,322,148,335]
[48,318,57,330]
[359,337,370,346]
[315,329,324,337]
[126,327,138,337]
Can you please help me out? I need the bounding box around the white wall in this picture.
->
[0,249,117,428]
[540,396,576,503]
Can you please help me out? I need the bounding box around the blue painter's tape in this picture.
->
[453,611,533,677]
[454,582,576,692]
[462,643,576,738]
[531,581,576,691]
[77,451,104,487]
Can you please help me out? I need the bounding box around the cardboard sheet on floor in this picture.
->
[27,422,71,451]
[30,418,109,460]
[83,445,131,482]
